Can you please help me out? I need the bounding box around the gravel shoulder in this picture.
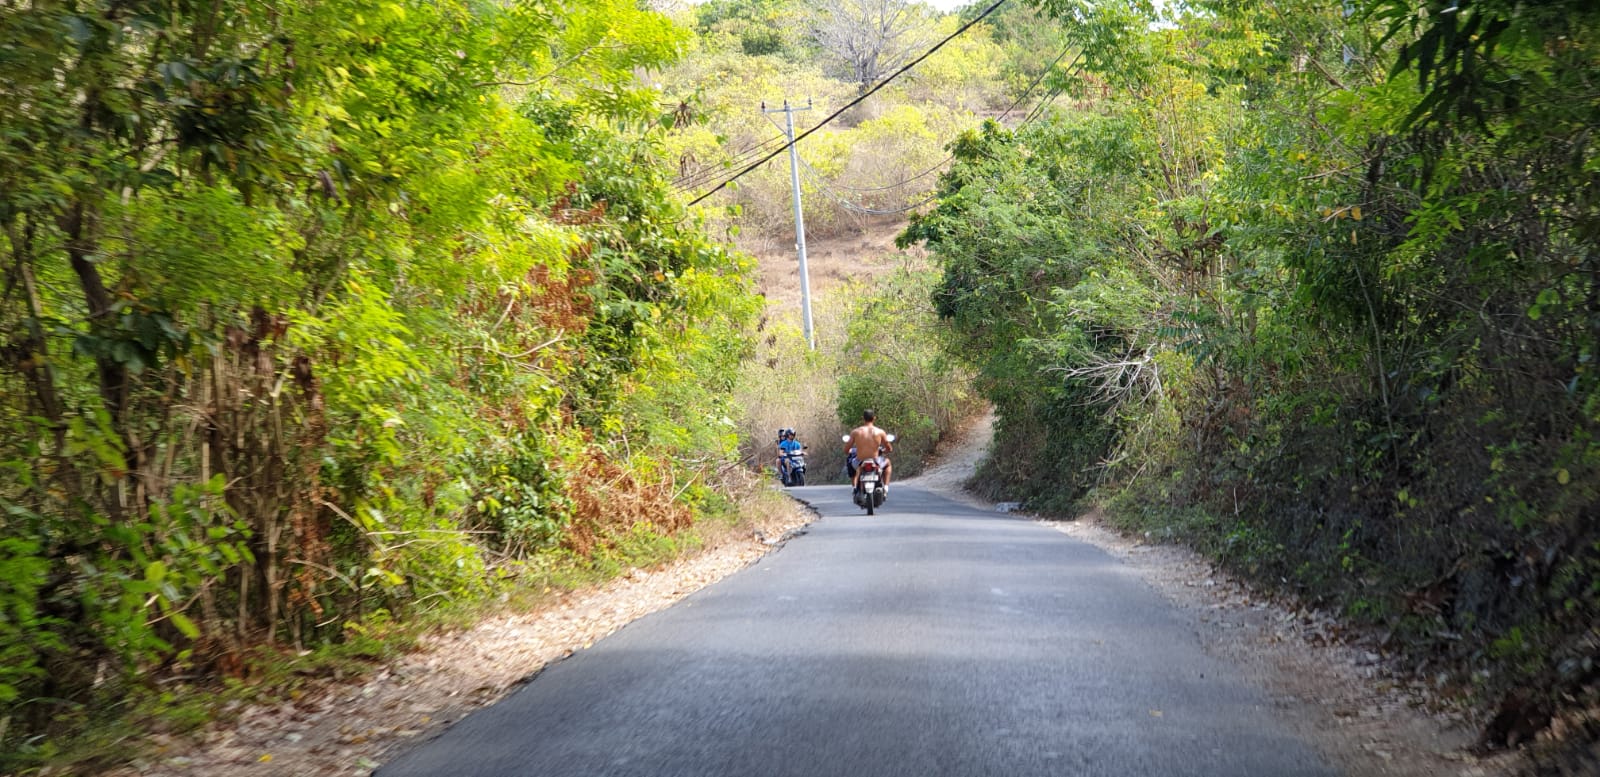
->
[1044,514,1521,777]
[105,498,816,777]
[111,407,1532,776]
[904,410,1527,777]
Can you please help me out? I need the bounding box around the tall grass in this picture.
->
[735,309,853,484]
[735,268,980,486]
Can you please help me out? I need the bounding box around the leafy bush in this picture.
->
[904,0,1600,741]
[735,314,851,482]
[0,0,758,765]
[835,269,981,478]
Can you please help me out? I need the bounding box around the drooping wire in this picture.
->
[1019,82,1067,126]
[790,49,1089,209]
[684,0,1011,207]
[673,152,758,193]
[672,129,808,192]
[795,77,1082,217]
[800,160,947,214]
[792,155,942,215]
[999,47,1079,122]
[788,47,1082,196]
[831,190,943,216]
[703,41,1080,205]
[671,133,788,192]
[805,159,949,193]
[754,107,949,195]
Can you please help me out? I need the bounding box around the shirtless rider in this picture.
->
[845,409,892,495]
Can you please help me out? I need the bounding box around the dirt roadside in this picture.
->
[96,217,917,777]
[769,220,1554,775]
[100,500,816,777]
[1046,513,1528,777]
[906,410,1528,777]
[105,406,1532,777]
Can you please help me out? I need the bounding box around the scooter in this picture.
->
[778,446,807,487]
[841,433,895,515]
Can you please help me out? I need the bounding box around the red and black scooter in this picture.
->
[842,433,895,516]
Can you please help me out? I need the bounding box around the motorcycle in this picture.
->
[841,433,895,515]
[778,445,807,487]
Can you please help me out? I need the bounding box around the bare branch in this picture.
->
[1043,345,1164,413]
[809,0,934,95]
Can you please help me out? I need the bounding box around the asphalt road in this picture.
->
[379,483,1337,777]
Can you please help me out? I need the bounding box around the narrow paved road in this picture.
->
[380,484,1336,776]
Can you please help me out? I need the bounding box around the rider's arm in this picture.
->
[881,431,893,454]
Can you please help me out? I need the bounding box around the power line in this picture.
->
[795,157,944,215]
[801,154,948,192]
[672,130,800,192]
[671,133,788,192]
[1000,48,1079,122]
[786,48,1082,197]
[680,135,785,186]
[685,0,1011,207]
[800,80,1078,218]
[855,189,942,215]
[830,190,943,215]
[758,107,948,195]
[699,39,1077,202]
[1019,82,1066,126]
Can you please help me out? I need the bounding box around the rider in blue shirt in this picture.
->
[776,429,802,480]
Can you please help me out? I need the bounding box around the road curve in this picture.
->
[379,483,1336,777]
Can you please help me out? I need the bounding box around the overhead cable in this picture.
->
[685,0,1011,207]
[796,158,943,215]
[1000,48,1080,122]
[671,134,789,192]
[787,48,1082,196]
[672,132,793,191]
[1020,83,1066,126]
[800,155,949,192]
[836,189,944,215]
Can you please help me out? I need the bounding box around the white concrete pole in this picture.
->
[765,100,815,349]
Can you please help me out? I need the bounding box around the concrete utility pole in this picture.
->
[763,99,816,349]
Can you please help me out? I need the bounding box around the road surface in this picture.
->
[380,483,1336,776]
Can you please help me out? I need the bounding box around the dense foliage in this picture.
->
[661,0,1059,247]
[0,0,757,764]
[8,0,1591,765]
[835,268,980,471]
[661,0,1029,474]
[735,263,978,487]
[904,0,1599,744]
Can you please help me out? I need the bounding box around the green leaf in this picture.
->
[168,611,201,639]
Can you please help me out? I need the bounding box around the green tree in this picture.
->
[904,0,1600,744]
[0,0,758,764]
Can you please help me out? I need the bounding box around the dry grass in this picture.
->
[734,312,851,483]
[557,449,694,557]
[745,216,930,312]
[733,213,938,483]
